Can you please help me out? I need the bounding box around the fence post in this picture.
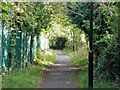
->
[25,32,28,67]
[2,20,4,71]
[19,25,22,69]
[0,20,2,75]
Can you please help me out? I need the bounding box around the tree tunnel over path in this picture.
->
[1,2,120,88]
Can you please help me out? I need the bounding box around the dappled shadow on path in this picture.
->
[39,50,80,88]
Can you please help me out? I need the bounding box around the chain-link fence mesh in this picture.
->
[1,21,49,72]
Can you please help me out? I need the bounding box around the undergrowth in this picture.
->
[77,70,114,88]
[2,49,57,88]
[63,46,114,88]
[63,46,88,70]
[34,49,57,67]
[2,65,43,88]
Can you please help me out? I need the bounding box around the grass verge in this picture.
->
[2,65,43,88]
[2,49,57,88]
[63,46,88,70]
[63,47,113,88]
[77,70,113,88]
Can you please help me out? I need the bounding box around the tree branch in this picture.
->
[94,7,101,23]
[63,2,83,16]
[100,3,113,20]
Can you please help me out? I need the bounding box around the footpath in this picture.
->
[39,50,79,88]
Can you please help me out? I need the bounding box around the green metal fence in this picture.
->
[0,20,2,75]
[1,21,49,72]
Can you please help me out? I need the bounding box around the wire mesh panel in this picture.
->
[12,28,18,69]
[13,28,21,69]
[26,35,31,64]
[41,36,45,50]
[46,39,49,49]
[37,35,41,49]
[21,31,27,68]
[40,35,49,50]
[24,31,27,67]
[2,22,9,71]
[33,36,37,61]
[1,21,50,72]
[39,36,41,48]
[21,32,24,68]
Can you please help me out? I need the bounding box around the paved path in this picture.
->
[39,50,79,88]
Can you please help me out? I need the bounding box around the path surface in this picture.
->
[39,50,79,88]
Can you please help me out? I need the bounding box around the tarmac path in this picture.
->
[39,50,79,88]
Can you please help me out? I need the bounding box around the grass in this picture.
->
[77,70,113,88]
[63,46,88,70]
[63,46,114,88]
[34,49,57,66]
[2,65,43,88]
[2,49,57,88]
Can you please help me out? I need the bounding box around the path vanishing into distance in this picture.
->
[39,50,80,88]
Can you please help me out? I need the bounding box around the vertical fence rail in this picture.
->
[0,20,2,75]
[0,20,2,90]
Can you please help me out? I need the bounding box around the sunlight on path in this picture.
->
[39,50,79,88]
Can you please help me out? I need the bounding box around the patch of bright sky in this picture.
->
[45,21,74,39]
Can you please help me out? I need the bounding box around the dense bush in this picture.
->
[50,37,67,50]
[65,2,120,86]
[95,41,120,86]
